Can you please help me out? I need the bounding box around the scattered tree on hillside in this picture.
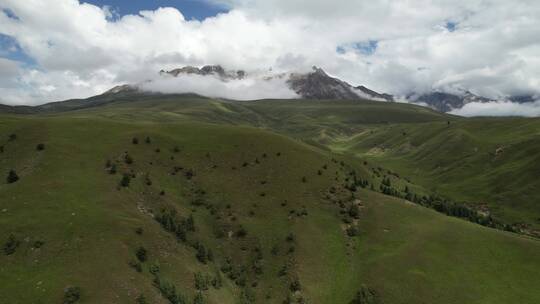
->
[8,134,16,141]
[194,272,209,291]
[348,204,360,219]
[124,154,134,164]
[120,174,131,187]
[236,226,248,238]
[196,243,207,264]
[63,286,81,304]
[136,294,148,304]
[289,278,302,292]
[109,164,117,175]
[346,226,359,237]
[132,137,139,145]
[36,143,45,151]
[136,246,147,262]
[193,292,204,304]
[145,136,151,144]
[3,234,19,255]
[186,214,195,232]
[6,170,19,184]
[350,285,378,304]
[211,271,223,289]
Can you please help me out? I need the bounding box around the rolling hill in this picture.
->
[1,94,539,304]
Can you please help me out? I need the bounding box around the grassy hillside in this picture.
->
[53,95,540,231]
[328,118,540,232]
[1,97,540,303]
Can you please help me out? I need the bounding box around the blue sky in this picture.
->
[1,1,228,67]
[84,0,228,20]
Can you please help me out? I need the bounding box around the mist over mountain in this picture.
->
[101,64,538,115]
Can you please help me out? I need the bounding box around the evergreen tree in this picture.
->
[109,164,117,175]
[193,292,204,304]
[63,286,81,304]
[6,170,19,184]
[124,154,134,164]
[136,294,147,304]
[196,243,207,264]
[3,234,19,255]
[120,174,131,187]
[136,246,147,262]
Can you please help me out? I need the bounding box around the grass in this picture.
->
[0,96,539,303]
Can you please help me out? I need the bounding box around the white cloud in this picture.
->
[0,0,539,115]
[139,73,298,100]
[450,99,540,117]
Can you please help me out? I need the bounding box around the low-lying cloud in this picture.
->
[139,74,299,100]
[1,0,540,117]
[450,99,540,117]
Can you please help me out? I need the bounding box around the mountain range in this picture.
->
[0,65,537,114]
[107,65,537,113]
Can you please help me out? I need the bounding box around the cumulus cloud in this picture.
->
[0,0,539,115]
[139,73,298,100]
[450,99,540,117]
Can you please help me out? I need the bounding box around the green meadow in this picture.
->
[1,95,539,303]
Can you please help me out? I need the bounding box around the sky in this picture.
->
[0,0,539,115]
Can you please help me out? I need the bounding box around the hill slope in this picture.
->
[1,97,539,303]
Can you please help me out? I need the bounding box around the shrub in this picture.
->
[193,292,204,304]
[149,263,160,275]
[3,234,19,255]
[109,164,117,175]
[194,272,209,291]
[196,243,207,264]
[8,134,16,141]
[136,246,147,262]
[36,143,45,151]
[145,137,151,144]
[236,226,247,238]
[285,233,295,242]
[33,240,44,249]
[154,277,188,304]
[350,285,378,304]
[135,227,143,235]
[132,137,139,145]
[211,271,223,289]
[186,214,195,232]
[346,226,359,237]
[136,294,147,304]
[290,279,301,292]
[124,154,134,164]
[348,204,360,219]
[63,286,81,304]
[129,260,142,272]
[6,170,19,184]
[120,174,131,187]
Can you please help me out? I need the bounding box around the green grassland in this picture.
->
[1,95,539,303]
